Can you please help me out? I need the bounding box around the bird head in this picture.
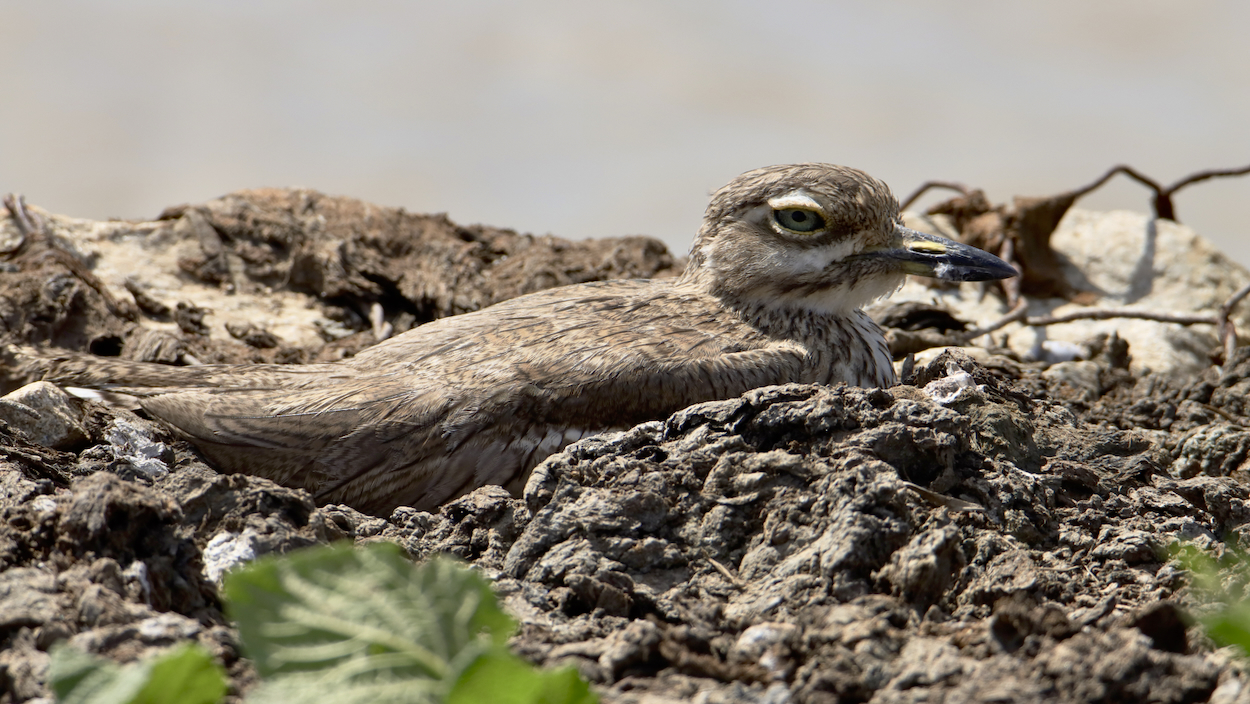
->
[682,163,1017,315]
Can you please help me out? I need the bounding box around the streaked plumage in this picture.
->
[9,164,1016,515]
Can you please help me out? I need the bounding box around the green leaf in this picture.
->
[49,642,226,704]
[1172,540,1250,658]
[448,650,598,704]
[224,543,519,703]
[49,644,119,702]
[1204,601,1250,655]
[132,643,229,704]
[244,672,445,704]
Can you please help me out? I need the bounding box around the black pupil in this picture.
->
[791,211,807,222]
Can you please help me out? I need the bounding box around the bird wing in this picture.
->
[134,280,814,513]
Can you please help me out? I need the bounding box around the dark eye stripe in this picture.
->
[774,208,826,233]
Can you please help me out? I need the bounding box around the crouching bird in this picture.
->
[7,164,1016,515]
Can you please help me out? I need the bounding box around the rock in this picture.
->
[1041,360,1104,401]
[202,529,260,584]
[0,567,59,630]
[2,195,1250,702]
[1171,423,1250,479]
[0,381,87,449]
[104,417,173,482]
[894,208,1250,378]
[0,190,680,363]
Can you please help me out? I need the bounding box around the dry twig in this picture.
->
[958,300,1028,343]
[1024,308,1214,327]
[907,161,1250,362]
[954,281,1250,364]
[1,194,37,254]
[1218,281,1250,364]
[1068,163,1250,223]
[899,181,974,212]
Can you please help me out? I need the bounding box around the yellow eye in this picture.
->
[773,208,825,233]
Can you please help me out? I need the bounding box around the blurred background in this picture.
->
[2,1,1248,264]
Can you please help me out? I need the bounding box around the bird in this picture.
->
[7,164,1016,516]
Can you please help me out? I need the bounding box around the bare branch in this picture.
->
[3,194,36,236]
[1065,164,1250,223]
[957,299,1029,343]
[36,248,140,321]
[1024,308,1214,327]
[899,181,973,212]
[952,289,1250,352]
[1066,165,1141,200]
[1063,164,1173,219]
[1103,165,1164,194]
[1159,164,1250,223]
[1167,164,1250,194]
[2,194,38,254]
[1218,281,1250,364]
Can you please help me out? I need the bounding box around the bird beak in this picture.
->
[867,224,1018,282]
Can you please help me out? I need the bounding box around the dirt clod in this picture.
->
[2,191,1249,702]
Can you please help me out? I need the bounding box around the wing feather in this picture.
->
[20,279,825,513]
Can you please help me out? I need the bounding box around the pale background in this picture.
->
[3,1,1247,265]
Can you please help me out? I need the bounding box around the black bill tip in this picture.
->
[886,226,1018,282]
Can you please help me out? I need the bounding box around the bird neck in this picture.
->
[678,261,890,328]
[671,272,877,343]
[675,266,897,388]
[725,292,877,338]
[712,288,897,388]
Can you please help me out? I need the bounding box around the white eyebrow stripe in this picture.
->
[767,192,825,212]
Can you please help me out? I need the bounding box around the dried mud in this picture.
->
[2,190,1249,703]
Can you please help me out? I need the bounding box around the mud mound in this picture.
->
[0,189,680,367]
[3,191,1250,702]
[382,351,1244,703]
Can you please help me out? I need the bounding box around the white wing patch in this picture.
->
[472,426,600,490]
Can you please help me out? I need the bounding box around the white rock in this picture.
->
[123,560,152,605]
[904,346,992,374]
[1207,676,1244,704]
[136,612,202,640]
[0,381,87,449]
[892,209,1250,378]
[106,417,171,480]
[921,361,987,406]
[1037,340,1085,364]
[202,528,260,584]
[731,622,799,680]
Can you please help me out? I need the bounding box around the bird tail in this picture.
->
[2,342,209,394]
[2,341,344,397]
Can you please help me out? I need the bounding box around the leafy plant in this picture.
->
[49,641,227,704]
[48,543,594,703]
[1173,542,1250,656]
[223,542,596,704]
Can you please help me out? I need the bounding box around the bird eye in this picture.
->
[773,208,826,233]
